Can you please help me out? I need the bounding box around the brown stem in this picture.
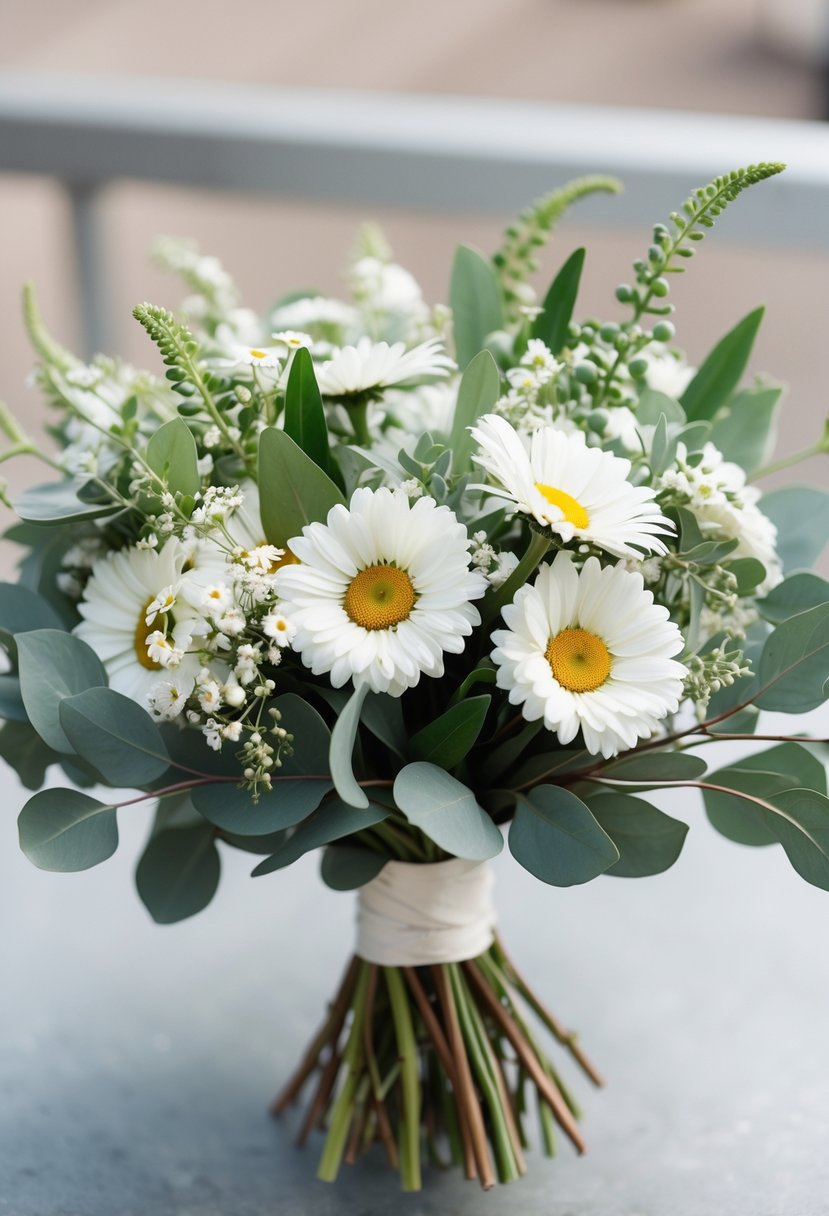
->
[296,1049,341,1147]
[431,965,496,1191]
[462,961,586,1155]
[403,966,477,1182]
[271,957,358,1115]
[493,936,604,1088]
[371,1093,400,1170]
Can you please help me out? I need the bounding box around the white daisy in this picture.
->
[471,413,673,559]
[215,343,283,370]
[314,337,454,397]
[492,551,687,759]
[74,539,207,707]
[274,487,488,696]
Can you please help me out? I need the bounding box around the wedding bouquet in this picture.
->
[3,161,829,1192]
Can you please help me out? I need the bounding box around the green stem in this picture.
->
[384,967,422,1191]
[481,529,551,626]
[750,440,827,481]
[317,962,370,1183]
[349,401,372,447]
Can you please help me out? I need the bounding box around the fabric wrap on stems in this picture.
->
[356,858,496,966]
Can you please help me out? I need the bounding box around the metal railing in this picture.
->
[1,71,828,355]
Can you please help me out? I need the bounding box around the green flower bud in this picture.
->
[574,362,598,385]
[651,277,670,298]
[599,323,619,342]
[629,357,649,378]
[652,321,676,342]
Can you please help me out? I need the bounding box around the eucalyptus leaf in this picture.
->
[531,247,585,354]
[59,686,171,787]
[509,785,618,886]
[14,479,119,526]
[637,389,685,427]
[0,674,27,721]
[598,751,707,788]
[136,822,220,924]
[17,629,107,753]
[760,487,829,574]
[681,307,764,422]
[704,743,827,847]
[0,718,60,789]
[258,427,345,549]
[18,788,118,872]
[251,796,389,877]
[449,350,501,472]
[727,557,767,597]
[588,792,688,877]
[0,582,64,650]
[409,696,490,770]
[757,573,829,625]
[362,691,407,759]
[767,788,829,892]
[755,602,829,712]
[320,844,386,890]
[282,346,331,475]
[649,413,673,477]
[709,383,782,474]
[146,417,200,497]
[393,762,503,860]
[330,682,370,808]
[450,245,504,370]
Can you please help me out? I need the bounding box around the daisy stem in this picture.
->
[349,401,372,447]
[750,439,828,481]
[481,530,551,627]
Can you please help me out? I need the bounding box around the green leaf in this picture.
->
[59,686,170,787]
[758,573,829,625]
[705,745,826,846]
[449,664,497,708]
[531,248,585,354]
[14,479,119,526]
[393,762,503,860]
[708,383,782,473]
[649,413,673,477]
[320,844,386,890]
[0,718,60,788]
[727,557,767,597]
[146,417,200,497]
[449,350,501,473]
[587,792,689,877]
[449,245,504,370]
[599,751,707,787]
[0,582,64,650]
[136,822,220,924]
[771,788,829,891]
[509,785,619,886]
[409,696,490,770]
[329,682,370,809]
[192,693,331,833]
[682,538,740,566]
[508,748,588,789]
[755,602,829,712]
[251,796,389,877]
[0,674,27,721]
[282,346,331,474]
[18,788,118,871]
[17,629,107,753]
[478,720,544,785]
[681,307,765,422]
[361,691,407,759]
[637,389,686,427]
[258,427,345,549]
[760,487,829,574]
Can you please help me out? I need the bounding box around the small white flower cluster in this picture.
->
[683,645,752,710]
[56,535,108,599]
[494,340,564,434]
[469,531,520,587]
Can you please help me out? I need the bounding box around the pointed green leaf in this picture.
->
[18,788,118,871]
[587,792,688,877]
[320,844,386,890]
[756,602,829,712]
[146,417,200,497]
[282,346,331,473]
[17,629,107,753]
[251,796,389,877]
[361,691,407,759]
[136,822,220,924]
[704,743,826,847]
[531,247,585,354]
[449,350,501,472]
[649,412,673,476]
[709,383,782,473]
[393,762,503,860]
[329,682,370,809]
[509,785,618,886]
[258,427,345,549]
[59,686,170,787]
[14,479,118,526]
[681,307,765,422]
[409,696,490,770]
[760,487,829,574]
[758,573,829,625]
[637,389,686,427]
[450,245,504,370]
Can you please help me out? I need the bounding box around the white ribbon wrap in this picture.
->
[356,858,496,966]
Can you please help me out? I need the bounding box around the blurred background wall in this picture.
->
[0,0,827,521]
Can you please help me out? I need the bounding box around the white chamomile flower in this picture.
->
[216,343,283,370]
[148,678,194,722]
[492,551,687,758]
[315,337,454,397]
[262,611,296,647]
[275,487,488,696]
[471,413,673,559]
[74,539,204,705]
[271,330,313,350]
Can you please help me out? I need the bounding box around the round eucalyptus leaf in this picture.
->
[393,762,503,860]
[587,792,688,878]
[18,788,118,872]
[320,845,386,891]
[509,785,618,887]
[136,824,220,924]
[14,479,119,526]
[59,685,170,787]
[17,629,107,753]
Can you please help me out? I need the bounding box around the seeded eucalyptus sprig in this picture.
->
[493,176,622,324]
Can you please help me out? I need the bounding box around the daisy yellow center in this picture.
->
[545,628,611,693]
[343,565,415,631]
[249,348,267,359]
[535,484,590,529]
[134,597,163,671]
